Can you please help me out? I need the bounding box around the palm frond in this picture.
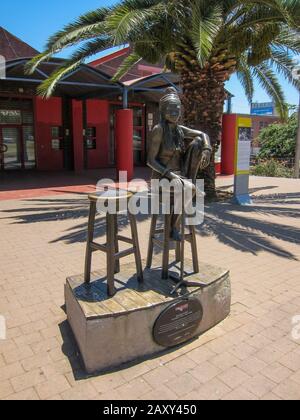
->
[111,51,142,81]
[36,37,111,98]
[45,8,111,52]
[25,52,54,75]
[25,8,111,75]
[37,62,81,99]
[270,48,300,90]
[236,55,254,102]
[190,1,223,67]
[252,62,287,118]
[273,27,300,54]
[106,2,165,46]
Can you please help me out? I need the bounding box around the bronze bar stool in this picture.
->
[147,205,199,286]
[84,190,144,297]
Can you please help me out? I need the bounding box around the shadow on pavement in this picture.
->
[2,189,300,260]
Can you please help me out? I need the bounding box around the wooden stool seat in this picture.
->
[88,189,133,202]
[84,189,143,297]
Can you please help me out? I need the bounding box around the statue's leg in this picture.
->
[169,138,204,240]
[183,137,204,182]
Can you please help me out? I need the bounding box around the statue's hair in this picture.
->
[159,87,181,111]
[159,88,184,151]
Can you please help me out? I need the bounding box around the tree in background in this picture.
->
[258,113,298,158]
[27,0,300,195]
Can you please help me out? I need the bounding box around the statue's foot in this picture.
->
[170,228,182,242]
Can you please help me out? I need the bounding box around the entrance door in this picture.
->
[0,99,36,171]
[1,127,22,170]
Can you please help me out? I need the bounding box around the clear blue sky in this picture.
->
[1,0,299,113]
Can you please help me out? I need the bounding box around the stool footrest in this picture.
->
[152,235,192,249]
[85,197,144,297]
[117,235,134,245]
[115,247,135,260]
[90,242,107,253]
[154,228,164,235]
[185,234,192,243]
[147,213,199,282]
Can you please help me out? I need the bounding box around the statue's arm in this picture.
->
[147,125,168,177]
[180,126,212,151]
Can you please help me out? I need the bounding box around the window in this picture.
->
[85,127,96,150]
[259,121,268,130]
[133,108,143,127]
[51,126,63,150]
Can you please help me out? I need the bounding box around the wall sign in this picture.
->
[234,117,253,205]
[153,298,203,348]
[51,139,61,150]
[237,127,252,172]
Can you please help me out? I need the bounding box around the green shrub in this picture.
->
[251,160,293,178]
[258,115,297,159]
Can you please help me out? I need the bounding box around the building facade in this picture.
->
[0,27,241,177]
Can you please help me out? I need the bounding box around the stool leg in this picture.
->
[180,213,185,282]
[106,213,116,297]
[114,214,120,274]
[162,214,172,280]
[146,214,158,269]
[129,214,144,283]
[84,201,97,284]
[175,242,181,263]
[190,225,200,274]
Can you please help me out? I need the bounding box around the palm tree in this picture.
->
[27,0,300,194]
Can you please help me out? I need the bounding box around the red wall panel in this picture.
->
[221,114,237,175]
[72,100,84,172]
[34,97,63,170]
[115,109,134,181]
[86,99,110,169]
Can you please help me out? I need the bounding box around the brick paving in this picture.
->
[0,175,299,400]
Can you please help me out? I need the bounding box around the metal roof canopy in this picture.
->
[1,58,183,107]
[2,58,123,97]
[2,58,233,107]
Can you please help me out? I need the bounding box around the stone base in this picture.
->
[65,261,231,374]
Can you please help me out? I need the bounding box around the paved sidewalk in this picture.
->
[0,176,299,400]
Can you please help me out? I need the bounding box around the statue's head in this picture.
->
[160,87,181,124]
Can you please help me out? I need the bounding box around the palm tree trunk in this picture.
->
[180,65,230,197]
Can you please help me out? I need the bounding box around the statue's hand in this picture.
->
[182,179,196,192]
[169,173,184,191]
[200,150,211,170]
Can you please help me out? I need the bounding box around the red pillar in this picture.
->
[115,109,134,181]
[221,114,237,175]
[72,100,84,172]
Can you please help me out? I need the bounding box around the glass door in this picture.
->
[23,126,36,169]
[0,99,36,171]
[133,107,145,166]
[1,127,22,169]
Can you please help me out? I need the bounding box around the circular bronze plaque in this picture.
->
[153,298,203,348]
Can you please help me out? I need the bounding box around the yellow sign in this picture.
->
[234,117,252,176]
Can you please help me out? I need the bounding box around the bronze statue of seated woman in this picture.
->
[147,87,212,241]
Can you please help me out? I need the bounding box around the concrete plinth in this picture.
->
[65,261,231,374]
